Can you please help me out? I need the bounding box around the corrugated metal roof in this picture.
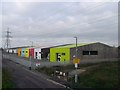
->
[54,42,97,48]
[41,44,73,49]
[7,46,31,49]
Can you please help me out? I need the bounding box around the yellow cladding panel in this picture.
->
[50,48,70,62]
[73,58,80,64]
[25,48,29,58]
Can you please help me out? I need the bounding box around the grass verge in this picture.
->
[37,61,119,88]
[69,61,119,88]
[2,69,14,88]
[38,61,119,88]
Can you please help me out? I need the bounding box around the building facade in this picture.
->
[50,42,118,62]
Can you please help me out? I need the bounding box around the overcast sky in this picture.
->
[1,0,119,48]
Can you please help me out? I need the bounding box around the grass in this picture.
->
[37,67,54,76]
[37,62,108,75]
[37,61,119,88]
[37,64,75,76]
[69,61,119,88]
[2,69,14,88]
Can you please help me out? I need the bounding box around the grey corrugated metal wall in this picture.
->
[70,43,118,60]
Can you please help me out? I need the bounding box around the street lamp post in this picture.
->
[74,37,78,69]
[29,41,33,70]
[74,37,78,60]
[74,37,78,83]
[30,41,33,47]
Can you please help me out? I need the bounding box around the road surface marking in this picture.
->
[46,79,73,90]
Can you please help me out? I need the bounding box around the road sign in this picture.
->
[36,62,40,67]
[73,58,80,64]
[75,63,78,68]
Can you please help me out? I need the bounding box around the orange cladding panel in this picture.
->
[18,48,22,56]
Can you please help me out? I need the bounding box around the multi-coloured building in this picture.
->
[50,42,118,62]
[4,42,118,62]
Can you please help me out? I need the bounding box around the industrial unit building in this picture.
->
[41,48,50,59]
[50,42,118,62]
[4,42,118,62]
[34,48,41,59]
[17,47,41,59]
[41,44,73,59]
[5,46,30,55]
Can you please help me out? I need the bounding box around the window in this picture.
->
[83,51,98,55]
[83,51,89,55]
[90,51,98,55]
[62,53,65,55]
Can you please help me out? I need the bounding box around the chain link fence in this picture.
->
[3,52,118,70]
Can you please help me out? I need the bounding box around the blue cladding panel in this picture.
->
[21,48,25,57]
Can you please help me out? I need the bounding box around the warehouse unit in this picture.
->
[18,48,22,57]
[16,46,30,57]
[41,44,73,60]
[6,48,18,54]
[41,48,50,59]
[50,43,92,62]
[8,49,13,53]
[29,48,34,59]
[24,48,30,58]
[50,48,70,62]
[70,42,118,60]
[12,49,18,54]
[21,48,25,57]
[34,48,41,60]
[17,46,41,60]
[50,42,118,62]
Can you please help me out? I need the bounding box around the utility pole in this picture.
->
[30,41,33,47]
[74,37,78,60]
[31,41,33,47]
[4,28,12,49]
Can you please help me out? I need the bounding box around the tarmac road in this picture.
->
[2,57,68,89]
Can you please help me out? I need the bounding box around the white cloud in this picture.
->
[1,2,118,48]
[14,1,33,12]
[66,16,76,23]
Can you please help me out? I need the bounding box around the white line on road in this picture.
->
[46,79,73,90]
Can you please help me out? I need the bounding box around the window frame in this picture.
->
[83,51,89,55]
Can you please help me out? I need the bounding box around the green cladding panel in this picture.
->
[50,48,70,62]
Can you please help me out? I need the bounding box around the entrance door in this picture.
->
[56,53,61,62]
[20,51,21,56]
[35,52,37,59]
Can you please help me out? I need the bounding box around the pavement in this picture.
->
[68,64,100,76]
[2,58,72,89]
[69,69,86,76]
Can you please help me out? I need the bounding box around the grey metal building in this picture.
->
[70,42,118,60]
